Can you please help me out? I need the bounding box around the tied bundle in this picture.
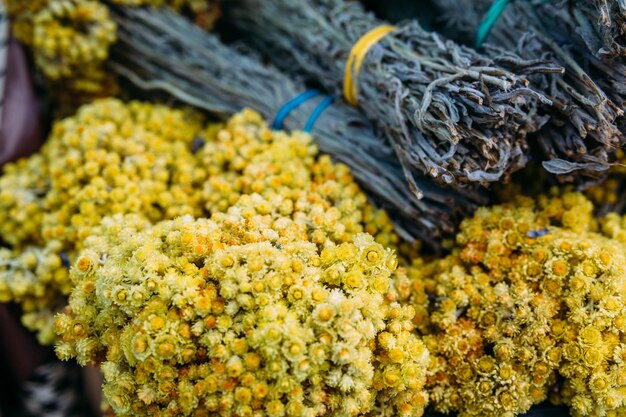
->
[225,0,558,189]
[516,2,626,113]
[430,0,625,183]
[105,4,487,247]
[568,0,626,60]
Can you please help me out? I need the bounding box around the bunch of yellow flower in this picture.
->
[0,98,205,250]
[5,0,50,47]
[0,98,409,366]
[0,154,49,247]
[55,204,429,417]
[0,243,68,344]
[0,98,204,343]
[6,0,117,106]
[31,0,116,81]
[41,98,205,248]
[197,109,398,249]
[392,191,626,417]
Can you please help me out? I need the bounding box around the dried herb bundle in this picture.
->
[105,4,486,247]
[518,2,626,108]
[430,0,624,183]
[224,0,558,189]
[567,0,626,60]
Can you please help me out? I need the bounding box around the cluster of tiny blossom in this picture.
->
[0,243,68,344]
[391,191,626,417]
[6,0,117,106]
[0,154,49,247]
[41,98,205,248]
[0,98,205,342]
[55,206,429,417]
[197,109,398,249]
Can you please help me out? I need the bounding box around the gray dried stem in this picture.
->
[568,0,626,60]
[225,0,558,189]
[431,0,625,184]
[104,4,487,248]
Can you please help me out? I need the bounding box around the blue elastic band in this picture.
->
[304,96,334,132]
[475,0,512,50]
[527,228,549,238]
[272,89,320,130]
[60,250,70,269]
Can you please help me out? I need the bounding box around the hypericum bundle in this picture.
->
[106,5,487,246]
[565,0,626,61]
[224,0,559,188]
[520,1,626,108]
[392,191,626,417]
[430,0,624,183]
[56,206,430,417]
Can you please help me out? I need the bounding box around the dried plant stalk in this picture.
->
[567,0,626,60]
[224,0,559,189]
[430,0,625,184]
[105,4,487,248]
[518,2,626,107]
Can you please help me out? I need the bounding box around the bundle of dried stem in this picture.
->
[430,0,625,184]
[225,0,560,189]
[568,0,626,60]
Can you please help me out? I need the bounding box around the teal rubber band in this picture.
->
[304,96,334,132]
[475,0,512,50]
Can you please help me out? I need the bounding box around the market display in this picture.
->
[1,1,626,417]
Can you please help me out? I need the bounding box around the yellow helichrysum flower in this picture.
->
[0,99,204,344]
[390,191,626,417]
[55,208,429,417]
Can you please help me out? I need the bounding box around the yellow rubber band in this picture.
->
[343,24,397,106]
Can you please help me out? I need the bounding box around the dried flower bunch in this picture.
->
[500,0,626,214]
[107,4,488,247]
[6,0,118,102]
[512,1,626,136]
[430,0,624,184]
[0,98,206,343]
[225,0,560,188]
[391,191,626,417]
[0,243,69,343]
[45,103,434,417]
[55,201,429,416]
